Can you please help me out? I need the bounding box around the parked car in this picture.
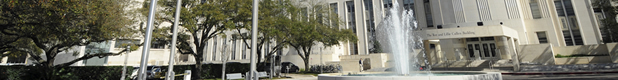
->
[130,66,165,80]
[257,62,299,73]
[281,62,299,73]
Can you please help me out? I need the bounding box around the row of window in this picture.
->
[530,0,583,45]
[113,38,252,61]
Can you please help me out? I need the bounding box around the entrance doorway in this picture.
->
[466,37,498,60]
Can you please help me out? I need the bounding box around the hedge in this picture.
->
[0,66,132,80]
[161,63,250,79]
[0,63,251,80]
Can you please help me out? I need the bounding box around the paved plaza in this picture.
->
[503,73,618,80]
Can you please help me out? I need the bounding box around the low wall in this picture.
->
[607,43,618,63]
[339,53,389,73]
[554,56,612,65]
[281,53,337,69]
[318,71,503,80]
[552,44,609,56]
[517,44,555,65]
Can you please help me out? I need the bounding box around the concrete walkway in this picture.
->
[273,73,317,80]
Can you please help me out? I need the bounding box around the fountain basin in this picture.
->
[318,71,502,80]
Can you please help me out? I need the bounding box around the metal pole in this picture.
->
[166,0,181,80]
[138,0,157,80]
[270,55,274,79]
[320,47,323,74]
[121,46,130,80]
[222,38,228,80]
[250,0,259,80]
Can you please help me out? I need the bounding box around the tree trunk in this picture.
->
[46,59,55,67]
[222,60,226,80]
[194,57,203,79]
[303,58,309,72]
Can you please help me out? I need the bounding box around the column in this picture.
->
[501,36,519,71]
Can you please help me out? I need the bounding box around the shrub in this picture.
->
[308,64,340,73]
[159,63,250,79]
[0,66,131,80]
[0,63,252,80]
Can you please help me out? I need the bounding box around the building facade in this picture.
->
[297,0,613,72]
[3,0,614,72]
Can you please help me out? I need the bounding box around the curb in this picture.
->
[501,71,618,75]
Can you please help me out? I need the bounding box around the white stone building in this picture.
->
[4,0,618,73]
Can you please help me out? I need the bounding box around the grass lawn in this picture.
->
[200,77,290,80]
[297,72,320,76]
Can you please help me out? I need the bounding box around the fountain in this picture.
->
[318,0,502,80]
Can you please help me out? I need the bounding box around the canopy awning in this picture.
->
[415,25,519,40]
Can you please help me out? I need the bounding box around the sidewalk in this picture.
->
[501,71,618,75]
[273,73,317,80]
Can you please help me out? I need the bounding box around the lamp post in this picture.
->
[121,46,130,80]
[221,39,228,80]
[165,0,181,80]
[137,0,157,79]
[249,0,259,79]
[320,47,323,74]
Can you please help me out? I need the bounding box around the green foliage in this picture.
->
[555,54,567,58]
[154,0,244,79]
[593,0,618,43]
[0,0,138,67]
[5,67,25,80]
[159,64,250,79]
[555,54,610,58]
[370,41,383,53]
[299,68,306,72]
[0,66,131,80]
[286,1,357,69]
[309,64,340,73]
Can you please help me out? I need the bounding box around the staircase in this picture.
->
[430,60,514,71]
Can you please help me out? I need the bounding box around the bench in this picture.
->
[226,73,243,80]
[257,72,268,78]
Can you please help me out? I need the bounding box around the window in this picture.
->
[150,39,167,49]
[429,44,435,49]
[350,43,359,55]
[554,0,583,46]
[212,38,218,61]
[424,0,433,27]
[114,39,139,48]
[466,38,480,41]
[331,3,338,13]
[537,32,548,43]
[242,43,247,59]
[221,38,228,60]
[403,0,414,11]
[302,7,308,19]
[180,54,189,62]
[330,3,339,28]
[7,54,27,63]
[530,0,542,19]
[467,44,474,57]
[365,0,377,53]
[231,40,237,60]
[483,44,489,57]
[383,0,392,9]
[481,37,494,41]
[346,1,356,33]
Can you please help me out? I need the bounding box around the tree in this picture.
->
[286,1,357,69]
[0,0,140,67]
[229,0,293,68]
[156,0,233,79]
[593,0,618,43]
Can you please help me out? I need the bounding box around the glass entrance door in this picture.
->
[480,43,497,59]
[467,42,497,60]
